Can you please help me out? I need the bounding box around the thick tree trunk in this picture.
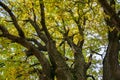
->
[103,30,120,80]
[66,36,87,80]
[46,39,87,80]
[98,0,120,80]
[47,40,73,80]
[73,41,87,80]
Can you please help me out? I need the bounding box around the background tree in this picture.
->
[98,0,120,80]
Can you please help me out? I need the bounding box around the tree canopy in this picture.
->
[0,0,120,80]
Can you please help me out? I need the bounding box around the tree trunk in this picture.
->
[47,40,73,80]
[73,42,87,80]
[98,0,120,80]
[103,29,120,80]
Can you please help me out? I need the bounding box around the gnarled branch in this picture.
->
[0,25,51,80]
[28,18,48,43]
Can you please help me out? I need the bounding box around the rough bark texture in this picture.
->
[47,40,73,80]
[0,1,91,80]
[103,29,120,80]
[1,0,120,80]
[98,0,120,80]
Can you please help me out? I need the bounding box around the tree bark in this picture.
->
[47,40,73,80]
[103,29,120,80]
[98,0,120,80]
[0,1,92,80]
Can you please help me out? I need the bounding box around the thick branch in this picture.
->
[65,10,86,79]
[0,25,51,80]
[27,38,47,51]
[39,0,51,39]
[0,1,25,38]
[68,9,84,48]
[47,40,73,80]
[64,33,86,79]
[28,18,47,43]
[98,0,120,28]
